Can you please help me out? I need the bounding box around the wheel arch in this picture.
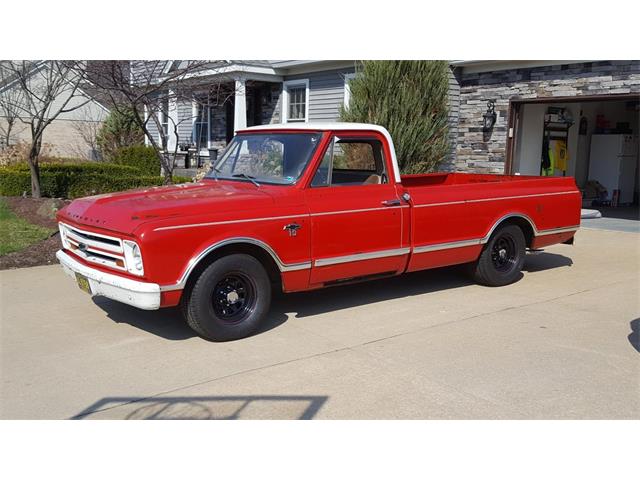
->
[174,238,286,297]
[485,213,536,248]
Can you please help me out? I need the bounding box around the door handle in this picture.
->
[381,199,401,207]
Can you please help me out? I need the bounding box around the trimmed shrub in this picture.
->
[0,163,190,199]
[2,163,140,176]
[66,174,167,199]
[172,176,192,184]
[112,145,160,176]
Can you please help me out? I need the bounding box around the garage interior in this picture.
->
[509,96,640,220]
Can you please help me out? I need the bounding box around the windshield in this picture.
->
[206,132,322,185]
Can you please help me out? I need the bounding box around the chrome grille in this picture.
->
[59,222,126,271]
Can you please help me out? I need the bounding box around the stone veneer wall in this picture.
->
[451,61,640,173]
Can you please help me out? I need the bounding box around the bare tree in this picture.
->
[0,61,91,197]
[73,61,235,184]
[0,63,24,148]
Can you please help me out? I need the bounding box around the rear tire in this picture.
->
[182,254,271,341]
[471,224,526,287]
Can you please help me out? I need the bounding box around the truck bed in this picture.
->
[400,172,581,273]
[401,172,579,202]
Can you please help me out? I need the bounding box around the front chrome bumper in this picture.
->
[56,250,161,310]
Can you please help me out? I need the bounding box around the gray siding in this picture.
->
[129,61,167,86]
[285,67,356,122]
[176,99,193,144]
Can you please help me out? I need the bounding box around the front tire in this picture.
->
[471,224,526,287]
[183,254,272,341]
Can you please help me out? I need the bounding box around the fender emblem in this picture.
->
[283,223,301,237]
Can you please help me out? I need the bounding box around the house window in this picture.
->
[160,96,169,137]
[283,79,309,123]
[288,86,306,120]
[343,73,356,108]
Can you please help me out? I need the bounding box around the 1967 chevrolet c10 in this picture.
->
[56,123,581,340]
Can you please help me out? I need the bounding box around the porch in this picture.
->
[169,75,283,176]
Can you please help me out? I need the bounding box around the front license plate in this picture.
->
[75,273,92,294]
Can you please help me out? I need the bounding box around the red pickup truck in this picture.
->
[56,123,581,340]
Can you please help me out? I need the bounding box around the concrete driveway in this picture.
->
[1,228,638,419]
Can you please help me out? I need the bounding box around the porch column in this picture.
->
[167,89,178,152]
[233,77,247,132]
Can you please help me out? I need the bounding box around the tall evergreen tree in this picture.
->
[341,61,450,173]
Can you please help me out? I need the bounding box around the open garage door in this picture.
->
[506,95,639,218]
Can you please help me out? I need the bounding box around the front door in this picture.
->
[305,133,406,285]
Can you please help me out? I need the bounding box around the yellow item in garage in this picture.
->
[542,143,555,176]
[554,139,568,172]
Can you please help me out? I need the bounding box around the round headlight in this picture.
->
[123,240,144,276]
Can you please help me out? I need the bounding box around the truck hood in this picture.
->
[57,180,274,235]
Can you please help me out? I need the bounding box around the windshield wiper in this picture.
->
[210,166,221,181]
[232,173,260,187]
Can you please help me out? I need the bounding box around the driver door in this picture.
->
[305,133,407,285]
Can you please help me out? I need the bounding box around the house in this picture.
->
[448,60,640,209]
[136,60,356,159]
[138,59,639,210]
[0,61,110,159]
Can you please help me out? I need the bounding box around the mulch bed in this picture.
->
[0,196,70,270]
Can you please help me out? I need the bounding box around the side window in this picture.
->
[311,136,387,187]
[311,142,332,187]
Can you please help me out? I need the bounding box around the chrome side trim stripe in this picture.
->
[154,206,409,232]
[412,224,580,254]
[414,200,466,208]
[536,225,581,236]
[413,238,483,254]
[156,219,579,291]
[414,190,579,208]
[154,214,307,232]
[311,205,408,217]
[314,247,410,267]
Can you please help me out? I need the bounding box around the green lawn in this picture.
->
[0,199,54,256]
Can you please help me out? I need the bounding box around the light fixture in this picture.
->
[482,100,497,132]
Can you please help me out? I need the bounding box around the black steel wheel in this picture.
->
[183,254,271,341]
[212,273,257,323]
[490,233,518,273]
[471,224,526,287]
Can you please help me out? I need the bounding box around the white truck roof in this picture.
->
[240,123,402,183]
